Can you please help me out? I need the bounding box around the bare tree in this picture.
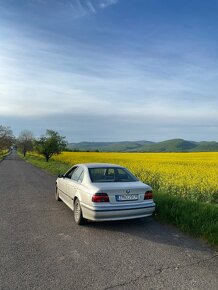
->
[0,125,14,153]
[17,130,34,157]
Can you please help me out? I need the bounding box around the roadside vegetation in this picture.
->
[0,125,14,160]
[17,130,34,157]
[34,129,67,162]
[0,149,10,160]
[22,151,218,247]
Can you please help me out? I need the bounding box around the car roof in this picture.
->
[76,163,124,169]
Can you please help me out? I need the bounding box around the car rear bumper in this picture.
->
[80,202,156,221]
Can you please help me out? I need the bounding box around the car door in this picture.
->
[60,166,78,198]
[66,166,84,199]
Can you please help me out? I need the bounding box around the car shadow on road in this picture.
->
[81,216,213,253]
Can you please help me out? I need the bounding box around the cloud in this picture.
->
[0,0,117,20]
[99,0,118,9]
[86,1,96,13]
[73,0,118,15]
[26,0,118,16]
[1,26,218,125]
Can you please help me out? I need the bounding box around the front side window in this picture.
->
[89,167,138,183]
[65,167,78,179]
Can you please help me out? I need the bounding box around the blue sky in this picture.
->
[0,0,218,142]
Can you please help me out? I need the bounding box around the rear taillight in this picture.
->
[92,193,110,203]
[144,190,153,200]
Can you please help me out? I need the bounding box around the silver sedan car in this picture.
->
[55,163,155,225]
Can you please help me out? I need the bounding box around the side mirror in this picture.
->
[58,174,64,178]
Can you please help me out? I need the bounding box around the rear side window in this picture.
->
[89,167,138,183]
[71,167,84,182]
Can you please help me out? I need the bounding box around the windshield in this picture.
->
[88,167,138,183]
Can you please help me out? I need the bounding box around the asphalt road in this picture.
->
[0,152,217,290]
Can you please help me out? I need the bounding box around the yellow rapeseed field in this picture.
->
[53,152,218,203]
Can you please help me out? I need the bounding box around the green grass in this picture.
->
[21,152,218,248]
[154,193,218,247]
[0,150,10,160]
[19,152,70,175]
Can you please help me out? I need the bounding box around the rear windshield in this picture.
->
[88,167,138,183]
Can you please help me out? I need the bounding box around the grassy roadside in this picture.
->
[155,193,218,247]
[20,153,69,175]
[0,150,10,161]
[21,152,218,248]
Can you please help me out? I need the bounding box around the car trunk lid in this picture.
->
[95,181,151,204]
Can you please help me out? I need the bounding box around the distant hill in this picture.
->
[138,139,198,152]
[192,141,218,152]
[68,141,154,152]
[68,139,218,152]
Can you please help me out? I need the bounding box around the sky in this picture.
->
[0,0,218,142]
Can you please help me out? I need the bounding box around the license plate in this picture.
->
[116,194,138,201]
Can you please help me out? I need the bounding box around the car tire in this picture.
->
[55,186,61,201]
[74,198,86,225]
